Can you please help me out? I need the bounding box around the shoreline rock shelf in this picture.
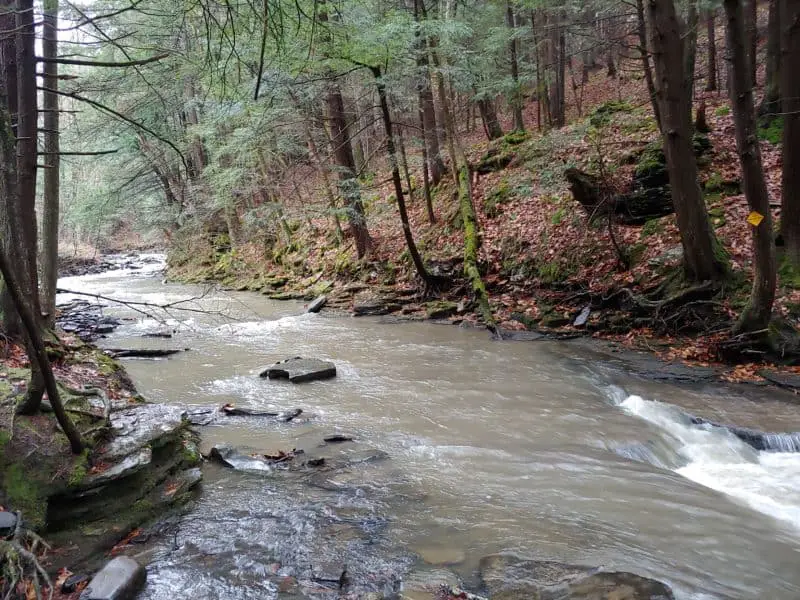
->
[259,356,337,383]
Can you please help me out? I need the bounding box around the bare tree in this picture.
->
[648,0,727,282]
[780,0,800,265]
[724,0,777,333]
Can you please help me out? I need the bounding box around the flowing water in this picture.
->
[58,256,800,600]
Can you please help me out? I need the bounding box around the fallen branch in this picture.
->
[104,348,187,358]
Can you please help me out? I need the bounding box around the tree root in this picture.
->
[0,513,53,600]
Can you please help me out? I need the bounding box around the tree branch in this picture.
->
[36,53,169,67]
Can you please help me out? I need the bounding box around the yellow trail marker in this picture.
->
[747,211,764,227]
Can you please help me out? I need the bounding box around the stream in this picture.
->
[57,255,800,600]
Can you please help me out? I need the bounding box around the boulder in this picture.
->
[84,448,152,487]
[0,510,17,535]
[479,554,674,600]
[79,556,146,600]
[307,295,328,313]
[260,357,337,383]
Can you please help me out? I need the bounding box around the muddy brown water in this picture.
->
[58,257,800,600]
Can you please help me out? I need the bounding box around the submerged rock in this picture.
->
[479,554,674,599]
[80,556,146,600]
[260,357,337,383]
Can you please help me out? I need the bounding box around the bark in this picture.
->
[780,0,800,265]
[745,0,758,86]
[413,0,445,186]
[705,10,718,91]
[648,0,727,282]
[326,86,371,258]
[0,0,18,335]
[724,0,777,333]
[636,0,662,130]
[684,0,699,111]
[397,126,414,205]
[41,0,59,328]
[548,10,566,128]
[370,66,430,285]
[759,0,781,119]
[429,42,459,183]
[16,0,39,319]
[476,95,503,140]
[506,2,525,132]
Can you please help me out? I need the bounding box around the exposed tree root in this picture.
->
[0,513,53,600]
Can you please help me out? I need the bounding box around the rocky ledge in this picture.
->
[45,402,202,570]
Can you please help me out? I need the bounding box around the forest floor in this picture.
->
[167,70,800,387]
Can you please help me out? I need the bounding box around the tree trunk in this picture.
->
[413,0,445,186]
[684,0,699,112]
[326,86,371,259]
[548,10,566,128]
[724,0,777,333]
[648,0,727,282]
[41,0,59,328]
[0,106,81,451]
[705,10,718,91]
[780,0,800,265]
[397,126,414,205]
[16,0,39,319]
[371,66,430,285]
[476,95,503,140]
[506,2,525,132]
[636,0,662,130]
[759,0,781,120]
[745,0,758,86]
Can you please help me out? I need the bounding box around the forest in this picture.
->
[1,0,798,360]
[0,0,799,596]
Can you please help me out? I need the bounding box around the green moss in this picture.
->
[589,100,634,128]
[425,300,459,319]
[4,464,46,529]
[68,449,91,487]
[779,256,800,289]
[484,178,513,217]
[704,172,741,197]
[714,105,731,117]
[759,116,784,145]
[502,130,528,146]
[626,243,647,266]
[537,261,561,284]
[708,206,727,228]
[550,207,566,226]
[96,352,121,376]
[640,218,664,238]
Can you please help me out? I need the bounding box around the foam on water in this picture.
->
[610,388,800,532]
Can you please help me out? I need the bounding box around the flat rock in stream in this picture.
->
[260,357,337,383]
[209,444,273,472]
[480,554,674,600]
[99,404,187,460]
[80,556,146,600]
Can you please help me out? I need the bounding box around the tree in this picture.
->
[780,0,800,265]
[506,1,524,132]
[41,0,60,327]
[745,0,758,85]
[705,8,718,92]
[723,0,777,333]
[759,0,781,120]
[647,0,727,282]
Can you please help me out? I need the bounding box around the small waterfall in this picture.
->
[606,387,800,531]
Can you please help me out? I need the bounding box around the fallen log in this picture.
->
[104,348,187,358]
